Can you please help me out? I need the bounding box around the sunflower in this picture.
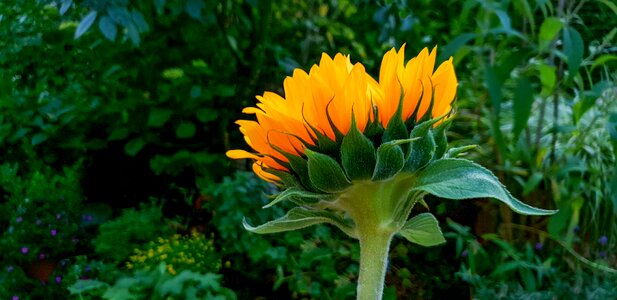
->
[225,45,554,300]
[226,45,457,183]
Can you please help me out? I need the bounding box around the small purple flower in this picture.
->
[12,296,19,300]
[535,242,543,251]
[55,276,62,284]
[85,265,91,273]
[600,251,607,258]
[6,265,14,272]
[86,215,92,221]
[21,247,29,254]
[56,213,62,220]
[35,219,42,225]
[51,229,57,236]
[15,217,23,223]
[39,253,47,260]
[599,236,608,246]
[461,250,468,257]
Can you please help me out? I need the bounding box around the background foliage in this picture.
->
[1,0,616,299]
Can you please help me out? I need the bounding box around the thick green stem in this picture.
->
[357,229,394,300]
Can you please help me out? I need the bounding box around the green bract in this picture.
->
[245,119,557,246]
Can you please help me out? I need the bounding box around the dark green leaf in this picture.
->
[512,77,534,140]
[306,149,351,193]
[563,26,584,78]
[414,159,557,215]
[75,11,98,39]
[98,16,117,41]
[438,33,476,62]
[125,138,146,156]
[398,213,446,247]
[131,10,149,33]
[196,108,218,123]
[147,109,172,127]
[176,122,196,139]
[31,133,47,146]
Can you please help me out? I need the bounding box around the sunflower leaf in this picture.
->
[243,207,356,237]
[413,158,557,215]
[399,213,446,247]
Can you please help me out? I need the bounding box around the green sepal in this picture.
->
[433,120,452,159]
[243,207,356,237]
[403,119,438,172]
[305,122,340,157]
[286,153,318,192]
[268,143,317,192]
[341,117,377,181]
[398,212,446,247]
[263,168,301,188]
[263,187,334,208]
[372,141,405,181]
[383,89,409,147]
[445,145,478,158]
[306,149,352,193]
[413,158,558,215]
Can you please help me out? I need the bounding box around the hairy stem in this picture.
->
[357,228,394,300]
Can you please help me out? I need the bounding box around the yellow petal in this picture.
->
[226,149,259,160]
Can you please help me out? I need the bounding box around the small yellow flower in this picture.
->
[166,264,176,275]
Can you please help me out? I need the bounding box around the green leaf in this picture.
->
[484,64,502,115]
[243,207,355,237]
[68,280,110,295]
[30,133,47,146]
[75,11,98,39]
[60,0,73,16]
[147,109,172,127]
[438,33,476,62]
[512,77,534,140]
[131,10,149,33]
[598,0,617,16]
[591,54,617,71]
[563,26,584,78]
[162,68,184,79]
[414,159,557,215]
[340,118,376,180]
[537,63,556,97]
[125,138,146,156]
[372,142,405,181]
[538,17,562,51]
[98,16,117,41]
[196,108,218,123]
[398,213,446,247]
[176,122,196,139]
[306,149,351,193]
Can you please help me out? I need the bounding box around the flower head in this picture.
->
[227,45,457,183]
